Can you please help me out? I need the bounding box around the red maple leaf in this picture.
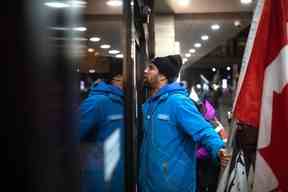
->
[260,84,288,191]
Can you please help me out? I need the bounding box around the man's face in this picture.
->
[144,63,161,87]
[112,74,124,89]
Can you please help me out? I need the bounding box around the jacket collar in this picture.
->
[89,81,123,103]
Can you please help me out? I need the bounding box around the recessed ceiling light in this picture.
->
[106,0,122,7]
[234,20,241,27]
[185,53,191,58]
[44,2,70,8]
[183,58,188,63]
[89,37,101,42]
[226,66,231,71]
[109,50,120,54]
[201,35,209,41]
[89,69,96,73]
[189,48,196,53]
[211,24,220,31]
[73,27,87,32]
[194,43,202,48]
[88,48,94,52]
[177,0,190,6]
[100,44,111,49]
[240,0,252,4]
[70,0,87,8]
[212,67,216,72]
[116,54,123,58]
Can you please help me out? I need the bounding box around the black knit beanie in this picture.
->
[151,55,182,81]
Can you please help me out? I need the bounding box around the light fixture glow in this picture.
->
[212,67,216,72]
[177,0,190,6]
[100,44,111,49]
[70,0,87,8]
[106,0,122,7]
[240,0,252,4]
[116,54,123,58]
[89,69,96,73]
[185,53,191,58]
[89,37,101,42]
[73,27,87,32]
[189,48,196,53]
[226,66,231,71]
[201,35,209,41]
[183,58,188,63]
[88,48,94,52]
[196,84,202,89]
[109,50,120,54]
[234,20,241,27]
[194,43,202,48]
[44,2,70,8]
[211,24,220,30]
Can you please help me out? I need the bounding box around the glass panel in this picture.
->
[78,1,125,191]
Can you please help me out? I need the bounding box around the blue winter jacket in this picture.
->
[139,82,224,192]
[80,81,124,192]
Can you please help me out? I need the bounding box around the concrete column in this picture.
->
[154,15,179,57]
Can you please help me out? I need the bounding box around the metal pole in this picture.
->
[123,0,137,191]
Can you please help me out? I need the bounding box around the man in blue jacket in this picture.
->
[80,57,124,192]
[139,55,227,192]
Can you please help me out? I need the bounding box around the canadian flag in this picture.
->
[233,0,288,191]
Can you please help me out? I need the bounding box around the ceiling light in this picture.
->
[130,1,134,6]
[106,0,122,7]
[100,44,111,49]
[116,54,123,58]
[212,67,216,72]
[226,66,231,71]
[211,24,220,31]
[109,50,120,54]
[183,58,188,63]
[194,43,202,48]
[88,48,94,52]
[185,53,191,58]
[89,37,101,42]
[177,0,190,6]
[240,0,252,4]
[196,84,201,89]
[73,27,87,32]
[89,69,96,73]
[44,2,70,8]
[70,0,87,8]
[201,35,209,41]
[189,48,196,53]
[234,20,241,27]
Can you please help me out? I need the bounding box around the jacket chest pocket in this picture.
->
[152,114,178,148]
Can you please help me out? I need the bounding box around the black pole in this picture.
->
[123,0,137,192]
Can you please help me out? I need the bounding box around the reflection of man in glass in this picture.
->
[80,57,124,192]
[139,55,227,192]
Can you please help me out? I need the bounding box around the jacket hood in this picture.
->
[148,82,187,102]
[89,81,123,98]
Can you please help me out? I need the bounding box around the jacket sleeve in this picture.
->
[174,95,224,161]
[79,96,101,139]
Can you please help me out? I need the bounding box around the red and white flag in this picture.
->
[233,0,288,191]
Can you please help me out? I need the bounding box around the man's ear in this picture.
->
[159,74,167,82]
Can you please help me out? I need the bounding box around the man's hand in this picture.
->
[218,148,232,168]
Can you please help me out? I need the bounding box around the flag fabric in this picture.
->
[233,0,288,191]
